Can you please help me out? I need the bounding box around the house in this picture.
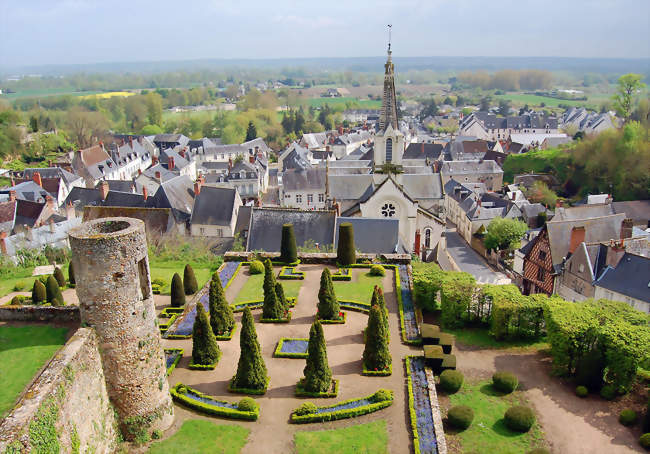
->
[612,200,650,228]
[446,139,489,161]
[107,138,153,180]
[1,179,54,204]
[403,143,444,161]
[147,175,196,224]
[278,142,313,172]
[83,206,176,235]
[300,132,331,151]
[280,168,326,210]
[459,111,559,141]
[152,134,190,151]
[72,143,121,188]
[440,160,503,192]
[561,108,618,135]
[159,148,196,181]
[190,186,242,238]
[508,133,568,150]
[227,160,262,201]
[12,167,84,206]
[540,136,572,150]
[520,203,548,228]
[331,130,373,159]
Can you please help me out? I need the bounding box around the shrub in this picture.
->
[575,385,588,398]
[362,305,391,372]
[302,321,332,393]
[183,264,198,295]
[372,389,392,403]
[171,273,186,307]
[208,272,235,336]
[295,402,317,416]
[619,409,638,426]
[369,264,385,276]
[262,259,283,320]
[439,370,464,394]
[13,280,26,291]
[45,275,63,306]
[526,449,550,454]
[336,222,356,266]
[447,405,474,430]
[249,260,264,274]
[275,282,289,314]
[317,268,340,320]
[191,303,220,366]
[370,286,389,335]
[280,223,297,264]
[68,261,75,285]
[640,433,650,449]
[504,405,535,433]
[152,277,166,287]
[151,429,162,440]
[32,280,46,304]
[492,372,518,393]
[600,384,617,401]
[11,296,23,305]
[237,397,257,412]
[231,307,268,391]
[575,348,605,393]
[53,266,66,287]
[644,398,650,433]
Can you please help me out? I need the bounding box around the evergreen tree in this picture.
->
[183,264,198,295]
[363,305,392,371]
[245,121,257,141]
[303,321,332,392]
[232,307,267,390]
[45,275,63,306]
[275,282,289,315]
[171,273,186,307]
[192,303,220,365]
[262,259,283,319]
[68,261,75,285]
[32,280,46,304]
[371,286,389,336]
[53,266,66,287]
[279,223,297,263]
[209,272,235,335]
[336,223,356,266]
[317,268,340,320]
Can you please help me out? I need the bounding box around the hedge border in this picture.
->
[188,352,220,370]
[274,338,309,358]
[215,325,236,341]
[171,383,259,421]
[224,261,245,290]
[160,307,185,317]
[232,297,296,313]
[362,363,392,377]
[319,312,346,325]
[278,266,305,280]
[158,314,178,334]
[165,348,184,376]
[405,356,423,454]
[296,378,339,398]
[331,268,352,281]
[260,311,292,324]
[228,376,270,395]
[271,259,301,267]
[289,390,394,423]
[339,299,371,314]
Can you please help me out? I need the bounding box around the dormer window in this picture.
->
[240,171,246,179]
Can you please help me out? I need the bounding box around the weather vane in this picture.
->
[388,24,392,51]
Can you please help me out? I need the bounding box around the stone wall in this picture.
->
[0,305,80,324]
[223,251,410,264]
[0,328,118,453]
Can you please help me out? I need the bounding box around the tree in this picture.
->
[498,99,511,117]
[231,307,267,390]
[184,264,198,295]
[262,259,283,319]
[68,261,75,286]
[192,303,220,365]
[612,74,646,121]
[371,286,389,336]
[336,222,356,266]
[275,282,289,314]
[140,124,163,135]
[524,181,557,207]
[363,305,391,371]
[317,268,340,320]
[419,98,438,119]
[245,120,257,141]
[45,275,63,306]
[480,96,492,112]
[145,92,163,126]
[280,223,297,263]
[208,272,235,336]
[29,116,38,132]
[171,273,186,307]
[53,266,66,287]
[302,321,332,392]
[65,107,109,148]
[32,280,46,304]
[484,217,528,251]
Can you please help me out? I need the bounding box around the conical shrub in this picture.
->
[262,259,282,319]
[303,320,332,392]
[171,273,186,307]
[32,280,46,304]
[209,272,235,336]
[232,307,267,390]
[371,286,389,336]
[280,223,297,263]
[275,282,289,315]
[336,222,356,266]
[317,268,340,320]
[192,303,220,365]
[68,261,75,285]
[183,264,198,295]
[46,275,63,306]
[53,266,66,287]
[363,305,392,371]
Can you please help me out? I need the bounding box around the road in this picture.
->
[443,229,511,284]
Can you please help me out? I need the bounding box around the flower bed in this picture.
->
[274,338,309,358]
[331,268,352,281]
[319,311,346,324]
[260,311,292,323]
[406,356,438,454]
[232,297,296,313]
[296,378,339,398]
[397,265,422,345]
[290,390,393,423]
[362,363,392,376]
[171,383,259,421]
[339,300,371,313]
[158,314,178,335]
[228,376,269,395]
[278,266,305,280]
[165,348,184,375]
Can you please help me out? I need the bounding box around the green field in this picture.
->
[333,270,384,303]
[0,325,68,417]
[0,267,36,299]
[149,262,213,295]
[306,97,381,109]
[294,420,388,454]
[495,93,599,109]
[1,88,105,100]
[233,270,303,303]
[148,420,250,454]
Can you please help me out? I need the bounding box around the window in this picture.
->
[578,264,585,273]
[285,193,291,199]
[307,194,313,204]
[381,202,396,217]
[424,229,431,248]
[536,268,545,282]
[385,138,393,163]
[216,229,223,238]
[538,250,546,261]
[318,193,324,203]
[296,194,302,203]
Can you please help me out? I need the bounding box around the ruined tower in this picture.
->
[69,217,173,439]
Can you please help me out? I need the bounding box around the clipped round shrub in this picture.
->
[151,429,162,440]
[575,385,588,398]
[237,397,257,412]
[372,389,393,403]
[447,405,474,430]
[11,296,23,305]
[170,273,186,308]
[492,372,518,394]
[249,260,264,275]
[295,402,318,416]
[439,370,464,394]
[640,433,650,450]
[369,264,385,276]
[152,278,166,287]
[175,385,188,395]
[619,409,638,426]
[600,384,617,401]
[504,405,535,433]
[526,449,550,454]
[32,280,46,304]
[13,281,26,292]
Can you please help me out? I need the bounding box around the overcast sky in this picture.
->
[1,0,649,67]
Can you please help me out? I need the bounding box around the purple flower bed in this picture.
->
[219,261,240,286]
[399,265,420,341]
[314,398,372,414]
[184,391,238,410]
[410,357,438,454]
[165,350,182,369]
[339,301,370,312]
[281,339,308,354]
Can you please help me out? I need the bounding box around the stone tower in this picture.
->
[378,29,398,132]
[69,217,173,439]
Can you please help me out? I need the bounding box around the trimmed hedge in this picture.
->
[184,264,198,295]
[295,402,318,416]
[188,360,218,370]
[280,223,298,264]
[290,389,393,423]
[339,300,371,313]
[331,268,352,281]
[640,433,650,449]
[447,405,474,430]
[504,406,535,433]
[159,314,179,334]
[165,348,183,376]
[228,376,269,395]
[337,222,356,266]
[249,260,264,274]
[492,372,518,394]
[295,378,339,398]
[231,297,296,313]
[319,311,346,324]
[278,266,305,280]
[439,370,464,394]
[260,311,292,323]
[405,356,424,454]
[619,409,638,426]
[171,383,259,421]
[362,363,392,376]
[369,265,385,276]
[171,273,186,307]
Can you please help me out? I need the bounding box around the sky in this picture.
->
[1,0,649,67]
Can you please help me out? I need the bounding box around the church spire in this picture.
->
[379,24,398,132]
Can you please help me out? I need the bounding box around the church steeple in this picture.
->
[379,24,398,132]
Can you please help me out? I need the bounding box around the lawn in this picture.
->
[306,97,381,109]
[147,420,249,454]
[495,93,597,109]
[446,380,546,454]
[294,420,388,454]
[233,271,303,303]
[0,325,68,417]
[149,261,214,295]
[0,267,36,300]
[446,327,549,351]
[332,270,384,304]
[0,88,104,100]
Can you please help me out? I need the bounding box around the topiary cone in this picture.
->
[192,303,220,365]
[303,320,332,393]
[209,272,234,335]
[317,268,339,320]
[68,261,75,285]
[171,273,186,307]
[262,259,282,319]
[183,264,198,295]
[336,222,356,266]
[275,282,289,314]
[45,275,63,305]
[53,266,66,287]
[280,223,297,263]
[363,305,391,371]
[232,307,267,390]
[32,280,46,305]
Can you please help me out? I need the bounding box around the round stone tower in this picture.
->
[69,217,173,439]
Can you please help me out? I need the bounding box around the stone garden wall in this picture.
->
[224,251,411,264]
[0,305,80,324]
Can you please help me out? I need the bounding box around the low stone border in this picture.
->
[424,367,448,454]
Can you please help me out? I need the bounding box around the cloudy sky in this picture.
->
[1,0,649,67]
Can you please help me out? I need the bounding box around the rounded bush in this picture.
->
[640,433,650,449]
[13,281,26,291]
[151,429,162,440]
[176,385,188,395]
[492,372,518,394]
[53,267,66,287]
[249,260,264,275]
[295,402,318,416]
[447,405,474,430]
[11,296,23,305]
[372,389,392,403]
[504,405,535,433]
[439,370,464,394]
[600,384,617,401]
[526,449,550,454]
[619,409,638,426]
[369,265,385,276]
[575,385,588,398]
[237,397,257,412]
[152,278,166,287]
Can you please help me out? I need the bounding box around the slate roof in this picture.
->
[3,181,52,203]
[282,168,326,192]
[247,208,336,251]
[15,199,45,227]
[441,160,502,175]
[64,187,103,208]
[98,180,141,194]
[149,175,196,221]
[334,217,399,253]
[19,167,81,186]
[595,253,650,303]
[612,200,650,226]
[83,206,174,234]
[553,204,615,222]
[401,173,444,200]
[190,186,238,226]
[0,200,16,233]
[281,142,312,171]
[403,143,443,160]
[521,203,547,220]
[448,140,489,161]
[14,178,60,199]
[103,191,146,208]
[234,205,252,235]
[188,138,219,153]
[462,111,559,131]
[328,175,375,202]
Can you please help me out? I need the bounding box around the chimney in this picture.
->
[606,243,626,268]
[249,156,255,164]
[194,181,201,196]
[99,181,109,200]
[414,229,421,256]
[168,156,175,170]
[138,168,142,176]
[621,218,633,240]
[142,186,148,201]
[45,194,55,210]
[568,226,585,254]
[228,158,233,171]
[9,190,16,202]
[0,231,7,255]
[66,201,75,220]
[33,171,42,187]
[179,149,186,159]
[152,156,158,165]
[421,143,425,155]
[155,171,161,180]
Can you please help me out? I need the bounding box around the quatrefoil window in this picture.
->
[381,202,396,217]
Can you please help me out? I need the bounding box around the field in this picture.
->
[294,420,389,454]
[147,420,250,454]
[0,325,68,417]
[79,91,134,99]
[306,96,381,109]
[495,93,602,109]
[0,88,105,100]
[0,267,36,299]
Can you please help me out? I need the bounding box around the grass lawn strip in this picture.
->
[445,327,549,350]
[294,420,389,454]
[233,272,302,303]
[147,419,250,453]
[332,271,383,303]
[149,265,212,295]
[0,267,35,299]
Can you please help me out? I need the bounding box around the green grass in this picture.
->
[233,270,303,303]
[332,271,384,304]
[447,380,546,454]
[294,420,388,454]
[0,267,36,299]
[149,263,213,295]
[306,97,381,109]
[1,88,104,100]
[147,420,249,454]
[495,93,596,108]
[0,325,68,417]
[446,327,549,351]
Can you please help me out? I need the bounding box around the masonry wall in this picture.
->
[0,306,80,324]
